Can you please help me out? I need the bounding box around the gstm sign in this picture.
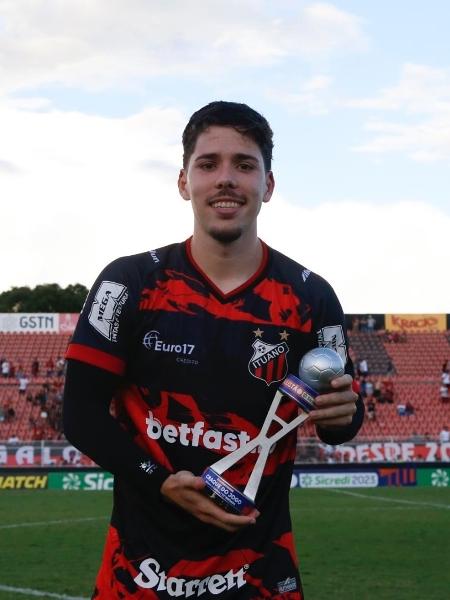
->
[0,313,58,332]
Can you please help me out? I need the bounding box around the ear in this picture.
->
[262,171,275,203]
[178,169,190,201]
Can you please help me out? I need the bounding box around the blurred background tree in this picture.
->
[0,283,88,312]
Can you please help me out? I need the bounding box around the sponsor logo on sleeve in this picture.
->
[317,325,347,364]
[301,268,311,283]
[88,281,128,342]
[149,249,160,263]
[140,460,157,475]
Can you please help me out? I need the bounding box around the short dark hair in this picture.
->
[182,101,274,171]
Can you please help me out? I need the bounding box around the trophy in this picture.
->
[202,347,345,514]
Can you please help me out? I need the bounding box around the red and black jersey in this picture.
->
[66,238,357,599]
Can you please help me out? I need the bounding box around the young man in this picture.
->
[64,101,364,599]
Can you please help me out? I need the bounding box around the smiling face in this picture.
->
[178,126,275,245]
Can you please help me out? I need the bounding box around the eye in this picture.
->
[238,163,254,171]
[199,161,215,171]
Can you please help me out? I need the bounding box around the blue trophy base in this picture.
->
[201,467,255,515]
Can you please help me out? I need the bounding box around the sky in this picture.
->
[1,0,449,314]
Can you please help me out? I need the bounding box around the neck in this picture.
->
[189,230,264,294]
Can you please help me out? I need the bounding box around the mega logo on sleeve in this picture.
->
[317,325,347,365]
[88,281,129,342]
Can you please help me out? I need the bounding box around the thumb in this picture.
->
[191,476,206,490]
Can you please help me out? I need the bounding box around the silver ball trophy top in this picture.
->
[298,347,345,393]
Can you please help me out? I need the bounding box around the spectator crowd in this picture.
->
[1,336,449,444]
[0,354,66,441]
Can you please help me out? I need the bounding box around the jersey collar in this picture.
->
[184,237,269,301]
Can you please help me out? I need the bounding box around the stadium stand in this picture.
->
[348,331,394,375]
[1,328,449,441]
[297,329,449,440]
[0,332,71,441]
[350,330,450,439]
[0,332,71,376]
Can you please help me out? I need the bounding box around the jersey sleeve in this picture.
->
[64,255,174,498]
[310,274,365,443]
[309,274,352,374]
[66,257,138,375]
[63,360,172,499]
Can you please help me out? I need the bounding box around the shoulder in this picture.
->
[97,242,183,282]
[267,244,335,296]
[106,242,182,270]
[83,242,184,315]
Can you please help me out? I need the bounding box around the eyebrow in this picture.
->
[194,152,259,163]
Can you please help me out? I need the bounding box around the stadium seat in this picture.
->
[0,332,70,441]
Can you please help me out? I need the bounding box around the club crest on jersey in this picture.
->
[248,335,289,385]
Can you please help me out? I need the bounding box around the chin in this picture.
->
[209,227,243,244]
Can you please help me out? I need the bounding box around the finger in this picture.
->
[330,374,353,389]
[189,476,207,491]
[200,513,256,532]
[311,414,355,428]
[199,516,242,533]
[180,487,259,529]
[199,497,259,524]
[197,504,258,532]
[310,403,357,421]
[163,472,259,532]
[315,416,354,428]
[314,391,358,408]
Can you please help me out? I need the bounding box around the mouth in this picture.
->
[209,196,245,209]
[210,200,243,209]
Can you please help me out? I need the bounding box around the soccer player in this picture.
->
[63,101,364,599]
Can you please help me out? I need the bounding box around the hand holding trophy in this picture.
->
[202,347,344,515]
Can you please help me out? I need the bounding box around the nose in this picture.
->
[215,164,237,189]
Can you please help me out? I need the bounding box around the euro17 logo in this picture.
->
[248,331,289,385]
